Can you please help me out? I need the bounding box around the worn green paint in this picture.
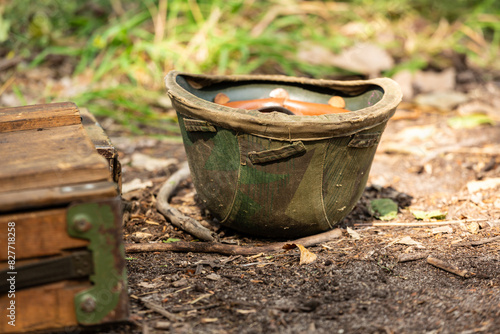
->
[177,114,388,237]
[167,72,402,237]
[67,200,127,325]
[204,128,240,171]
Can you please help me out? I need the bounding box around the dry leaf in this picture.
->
[448,114,495,129]
[412,209,447,220]
[138,281,158,289]
[467,222,480,234]
[122,178,153,193]
[395,236,423,248]
[132,232,153,240]
[297,244,317,265]
[172,278,188,288]
[346,227,361,240]
[205,273,221,281]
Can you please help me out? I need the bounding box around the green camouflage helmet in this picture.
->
[166,71,402,238]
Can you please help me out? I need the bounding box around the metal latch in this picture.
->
[0,251,93,294]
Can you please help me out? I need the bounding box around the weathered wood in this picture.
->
[0,181,117,213]
[0,102,128,332]
[80,108,115,156]
[0,280,91,333]
[0,124,111,193]
[81,108,122,191]
[0,102,81,132]
[0,209,89,261]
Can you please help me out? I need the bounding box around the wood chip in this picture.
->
[200,318,218,323]
[154,321,172,330]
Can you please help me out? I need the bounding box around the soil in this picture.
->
[114,79,500,334]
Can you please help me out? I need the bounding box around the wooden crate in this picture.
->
[0,102,128,333]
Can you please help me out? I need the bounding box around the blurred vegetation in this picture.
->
[0,0,499,134]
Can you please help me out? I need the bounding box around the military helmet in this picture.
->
[166,71,402,238]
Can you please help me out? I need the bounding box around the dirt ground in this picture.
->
[113,76,500,334]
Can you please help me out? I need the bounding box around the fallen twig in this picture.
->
[426,255,474,278]
[156,161,217,242]
[355,218,487,227]
[125,228,343,256]
[470,235,500,246]
[398,253,429,263]
[141,299,183,322]
[453,235,500,247]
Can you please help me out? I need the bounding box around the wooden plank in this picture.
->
[0,102,81,132]
[0,208,89,261]
[0,280,90,333]
[80,107,116,157]
[0,124,111,193]
[81,108,122,191]
[0,181,117,213]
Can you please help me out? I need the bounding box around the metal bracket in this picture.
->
[67,197,128,325]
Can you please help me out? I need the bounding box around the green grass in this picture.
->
[0,0,499,134]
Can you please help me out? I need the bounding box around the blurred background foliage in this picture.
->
[0,0,499,135]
